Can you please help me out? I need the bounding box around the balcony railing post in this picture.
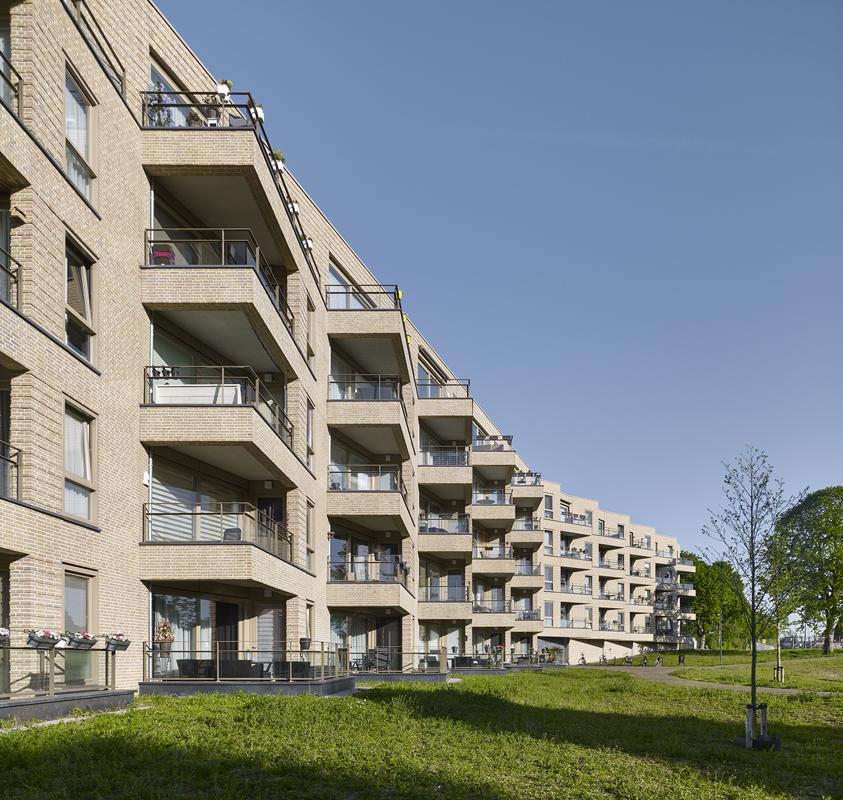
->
[220,228,225,266]
[320,642,325,682]
[215,641,220,682]
[47,650,55,696]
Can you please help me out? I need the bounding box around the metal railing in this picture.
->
[0,439,21,502]
[326,284,401,310]
[629,537,653,550]
[418,446,469,467]
[560,511,591,527]
[141,90,262,130]
[597,560,625,571]
[515,609,541,622]
[144,365,293,448]
[472,489,509,505]
[419,513,470,534]
[472,546,513,560]
[557,618,593,630]
[417,379,470,399]
[143,502,299,567]
[472,435,514,452]
[511,472,541,486]
[0,44,22,114]
[328,465,404,494]
[472,599,512,614]
[512,516,540,531]
[559,549,592,562]
[632,596,654,606]
[677,583,695,592]
[328,374,400,401]
[595,528,625,541]
[674,558,695,567]
[597,592,625,602]
[654,601,676,611]
[418,583,469,602]
[655,550,676,558]
[327,558,409,587]
[599,622,625,633]
[143,640,342,682]
[630,569,653,578]
[0,638,120,699]
[144,228,293,335]
[514,562,541,576]
[0,245,21,308]
[559,585,592,596]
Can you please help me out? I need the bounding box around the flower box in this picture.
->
[0,627,9,644]
[64,632,98,650]
[106,635,131,652]
[26,630,60,650]
[154,640,173,654]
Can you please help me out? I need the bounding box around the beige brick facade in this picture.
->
[0,0,694,695]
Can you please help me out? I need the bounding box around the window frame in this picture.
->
[305,500,315,571]
[62,399,97,522]
[305,397,314,469]
[64,65,96,201]
[65,238,96,363]
[63,566,96,635]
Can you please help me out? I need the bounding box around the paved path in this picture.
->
[582,665,832,696]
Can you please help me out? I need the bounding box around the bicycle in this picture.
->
[624,655,633,666]
[641,655,649,667]
[578,654,586,665]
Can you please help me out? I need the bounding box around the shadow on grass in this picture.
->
[362,671,843,800]
[0,725,515,800]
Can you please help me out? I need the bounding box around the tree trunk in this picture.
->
[750,615,757,735]
[823,619,832,655]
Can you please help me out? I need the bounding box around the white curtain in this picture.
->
[65,74,88,157]
[63,408,91,517]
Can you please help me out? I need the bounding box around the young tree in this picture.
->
[779,487,843,654]
[703,446,804,728]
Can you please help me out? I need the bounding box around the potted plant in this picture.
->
[153,619,175,654]
[64,631,98,650]
[251,102,265,123]
[105,632,131,652]
[0,627,9,644]
[300,235,313,251]
[271,148,286,173]
[26,629,61,650]
[216,78,232,97]
[186,109,204,128]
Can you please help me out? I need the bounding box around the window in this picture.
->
[65,70,94,199]
[64,572,89,632]
[544,564,553,591]
[598,518,605,534]
[559,502,570,520]
[305,500,314,571]
[65,242,94,361]
[64,404,94,519]
[327,262,368,310]
[305,603,314,640]
[305,293,315,365]
[544,494,553,519]
[306,398,314,469]
[543,601,554,627]
[544,530,553,556]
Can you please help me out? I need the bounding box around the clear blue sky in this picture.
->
[157,1,843,551]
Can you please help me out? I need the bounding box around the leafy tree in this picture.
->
[684,553,744,648]
[779,486,843,654]
[703,446,804,726]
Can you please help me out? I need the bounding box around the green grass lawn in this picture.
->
[674,654,843,693]
[1,671,841,799]
[607,648,827,668]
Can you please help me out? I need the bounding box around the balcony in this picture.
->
[628,537,653,552]
[558,549,593,566]
[0,246,21,310]
[417,381,473,439]
[327,466,414,537]
[326,558,413,614]
[325,284,407,347]
[418,446,472,490]
[144,365,292,444]
[145,228,292,331]
[511,562,543,589]
[596,560,625,573]
[139,502,309,591]
[559,511,593,535]
[471,599,514,628]
[327,376,413,458]
[0,49,22,115]
[471,546,516,576]
[471,436,518,479]
[418,514,472,557]
[594,529,626,548]
[509,471,543,504]
[0,440,21,502]
[674,558,696,572]
[513,608,543,632]
[558,585,593,600]
[631,596,654,608]
[596,592,625,607]
[417,583,472,620]
[677,582,696,595]
[470,491,515,527]
[628,569,654,584]
[508,526,544,547]
[512,517,540,531]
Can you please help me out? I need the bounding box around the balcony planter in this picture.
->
[0,627,8,644]
[26,629,61,650]
[64,631,98,650]
[299,637,312,652]
[300,236,313,251]
[272,149,286,174]
[153,620,174,654]
[216,79,232,98]
[250,103,265,123]
[106,634,131,652]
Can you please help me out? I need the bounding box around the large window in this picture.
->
[65,242,94,361]
[544,565,554,591]
[327,263,366,310]
[544,530,553,556]
[65,70,94,200]
[63,404,94,519]
[544,494,553,519]
[64,573,89,633]
[544,601,554,627]
[305,500,314,571]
